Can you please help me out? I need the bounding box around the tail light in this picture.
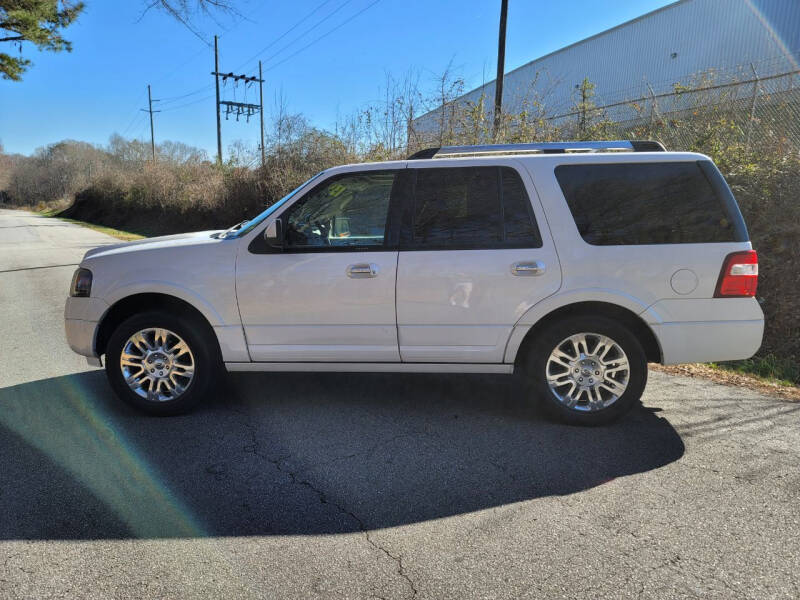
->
[714,250,758,297]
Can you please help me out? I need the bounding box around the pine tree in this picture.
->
[0,0,84,81]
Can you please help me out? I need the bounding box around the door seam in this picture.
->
[394,250,403,362]
[233,241,254,362]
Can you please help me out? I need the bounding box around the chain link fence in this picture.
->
[408,58,800,366]
[539,70,799,151]
[410,51,800,153]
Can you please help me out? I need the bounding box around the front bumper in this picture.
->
[64,296,108,361]
[65,317,100,358]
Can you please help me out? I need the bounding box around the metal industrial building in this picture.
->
[413,0,800,134]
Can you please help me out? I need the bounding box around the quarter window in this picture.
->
[555,162,741,245]
[284,171,396,249]
[405,166,541,249]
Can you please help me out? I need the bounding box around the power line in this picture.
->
[123,0,383,129]
[232,0,341,72]
[145,0,341,111]
[159,93,217,112]
[254,0,356,69]
[264,0,383,73]
[117,39,216,136]
[143,0,278,95]
[116,88,148,139]
[156,82,216,105]
[151,47,211,90]
[211,36,265,165]
[121,110,145,137]
[114,17,213,131]
[135,117,149,142]
[148,2,376,115]
[158,86,214,104]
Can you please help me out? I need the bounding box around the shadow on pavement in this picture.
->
[0,370,684,540]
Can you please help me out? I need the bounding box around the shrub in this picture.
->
[1,72,798,363]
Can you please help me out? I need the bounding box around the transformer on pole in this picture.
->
[212,35,265,166]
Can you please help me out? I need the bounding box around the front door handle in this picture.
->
[346,263,379,278]
[511,260,546,276]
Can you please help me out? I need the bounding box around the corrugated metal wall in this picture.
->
[414,0,800,131]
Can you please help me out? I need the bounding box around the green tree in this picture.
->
[0,0,84,81]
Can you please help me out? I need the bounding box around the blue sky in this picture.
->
[0,0,674,157]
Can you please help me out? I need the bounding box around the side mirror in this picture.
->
[263,217,284,249]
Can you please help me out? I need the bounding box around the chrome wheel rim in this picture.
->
[120,328,195,402]
[545,332,629,412]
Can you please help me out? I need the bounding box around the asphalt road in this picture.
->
[0,207,798,599]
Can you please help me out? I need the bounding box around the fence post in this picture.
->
[746,63,760,150]
[647,83,661,127]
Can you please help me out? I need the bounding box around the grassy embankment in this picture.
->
[710,355,799,389]
[37,206,145,240]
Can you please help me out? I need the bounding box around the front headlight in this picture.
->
[70,268,93,297]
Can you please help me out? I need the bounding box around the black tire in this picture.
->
[522,316,647,426]
[105,310,221,416]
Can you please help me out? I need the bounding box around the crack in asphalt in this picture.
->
[0,552,29,598]
[583,514,751,600]
[0,263,79,274]
[228,406,419,598]
[289,433,419,479]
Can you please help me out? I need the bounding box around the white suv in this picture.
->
[65,140,763,424]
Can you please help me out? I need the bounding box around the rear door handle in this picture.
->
[346,263,379,278]
[511,261,546,276]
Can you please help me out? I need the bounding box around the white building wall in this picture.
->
[414,0,800,133]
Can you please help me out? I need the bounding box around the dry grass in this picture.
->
[651,363,800,402]
[55,217,145,241]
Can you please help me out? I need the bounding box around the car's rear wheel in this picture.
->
[105,310,220,415]
[522,316,647,425]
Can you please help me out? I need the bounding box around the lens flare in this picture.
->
[0,373,205,538]
[743,0,800,72]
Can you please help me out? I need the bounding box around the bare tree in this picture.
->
[140,0,239,44]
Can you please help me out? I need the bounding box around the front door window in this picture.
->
[283,171,397,249]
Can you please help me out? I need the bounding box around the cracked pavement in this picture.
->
[1,208,799,599]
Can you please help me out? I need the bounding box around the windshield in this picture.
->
[231,171,326,238]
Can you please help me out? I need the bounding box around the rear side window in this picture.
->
[404,166,542,249]
[555,161,746,245]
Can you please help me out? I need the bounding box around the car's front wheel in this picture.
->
[522,316,647,425]
[105,310,220,415]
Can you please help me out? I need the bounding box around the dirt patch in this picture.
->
[651,363,800,402]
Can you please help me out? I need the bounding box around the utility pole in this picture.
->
[141,84,160,162]
[214,35,223,165]
[259,60,265,169]
[493,0,509,139]
[211,38,264,167]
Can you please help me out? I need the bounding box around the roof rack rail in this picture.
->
[407,140,665,160]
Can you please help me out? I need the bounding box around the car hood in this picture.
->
[82,230,224,261]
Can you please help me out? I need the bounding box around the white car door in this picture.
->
[236,168,402,362]
[395,160,561,363]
